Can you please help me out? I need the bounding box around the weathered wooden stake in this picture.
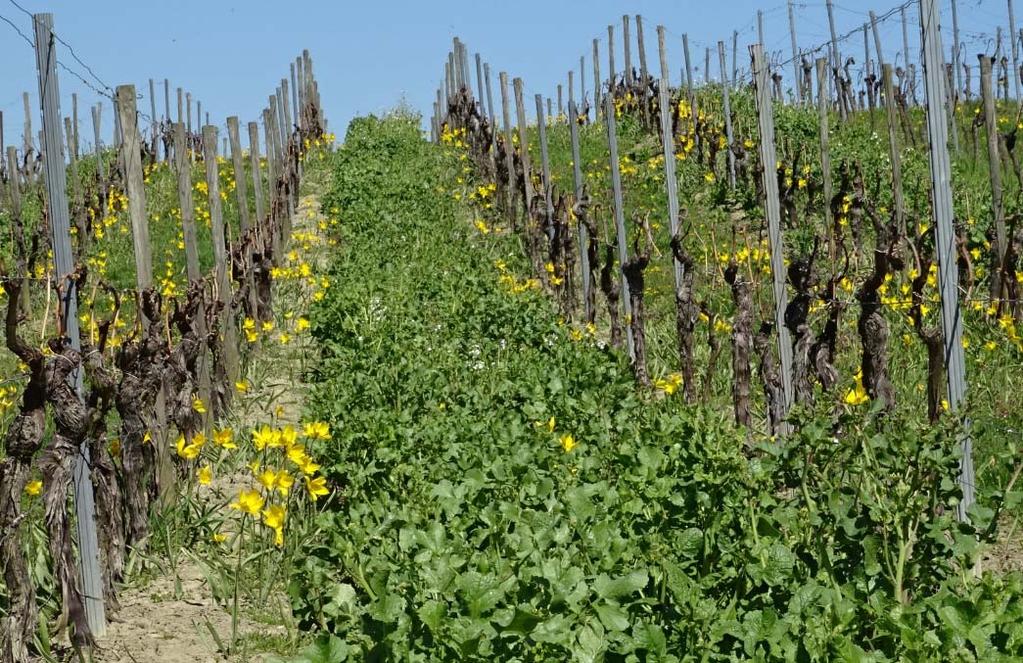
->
[604,93,635,360]
[22,92,32,158]
[608,25,617,88]
[789,1,802,103]
[247,122,265,225]
[593,38,602,114]
[658,79,682,293]
[720,41,736,188]
[534,95,553,248]
[33,12,106,636]
[580,54,586,107]
[919,0,974,522]
[732,30,739,89]
[201,126,241,390]
[980,55,1009,301]
[657,26,669,83]
[484,62,497,129]
[475,53,485,116]
[623,14,633,86]
[827,0,840,109]
[881,67,907,245]
[952,0,963,100]
[636,14,649,89]
[817,58,835,263]
[752,43,794,425]
[71,92,79,158]
[513,78,535,209]
[1011,0,1021,101]
[226,117,251,233]
[173,123,201,282]
[499,71,516,222]
[568,99,591,321]
[683,34,697,129]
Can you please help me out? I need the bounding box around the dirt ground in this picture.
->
[90,193,328,663]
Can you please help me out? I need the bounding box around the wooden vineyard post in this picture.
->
[117,84,176,489]
[263,109,281,264]
[229,116,259,321]
[732,30,739,90]
[148,79,157,156]
[952,0,963,102]
[172,121,214,430]
[568,99,592,322]
[980,55,1009,302]
[1011,0,1021,102]
[268,99,288,245]
[751,44,794,428]
[817,59,836,263]
[275,90,288,157]
[593,38,602,118]
[623,14,632,88]
[186,92,192,133]
[475,53,485,116]
[173,123,202,281]
[91,104,104,182]
[7,145,29,317]
[201,126,241,395]
[63,117,81,233]
[227,117,251,232]
[71,92,79,158]
[5,146,19,218]
[919,0,974,522]
[720,41,736,188]
[248,121,266,224]
[557,85,563,117]
[282,78,294,138]
[881,64,907,242]
[758,10,765,57]
[33,12,107,637]
[568,71,574,107]
[604,93,636,361]
[296,57,306,131]
[789,0,802,103]
[657,25,669,85]
[683,34,697,136]
[637,14,648,87]
[513,78,535,212]
[484,62,497,129]
[534,95,553,250]
[290,62,299,126]
[499,72,516,225]
[827,0,841,112]
[22,91,32,158]
[869,11,885,70]
[658,80,683,297]
[608,25,616,90]
[580,55,586,109]
[636,14,649,125]
[445,57,452,106]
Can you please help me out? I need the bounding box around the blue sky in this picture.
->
[0,0,1012,151]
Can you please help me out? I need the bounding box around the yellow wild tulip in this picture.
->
[230,489,264,516]
[304,475,329,502]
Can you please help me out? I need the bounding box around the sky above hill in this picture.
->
[0,0,1011,149]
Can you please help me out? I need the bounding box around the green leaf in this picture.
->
[594,602,631,633]
[418,599,446,632]
[594,570,649,600]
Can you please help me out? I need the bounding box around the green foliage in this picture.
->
[285,116,1023,660]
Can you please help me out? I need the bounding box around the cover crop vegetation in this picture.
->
[289,114,1023,661]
